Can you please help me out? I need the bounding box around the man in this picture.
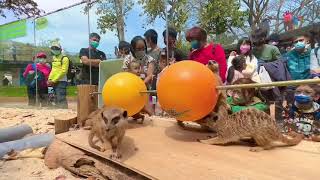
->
[48,42,69,109]
[251,28,281,62]
[144,29,160,61]
[79,33,106,85]
[285,34,312,105]
[162,27,187,62]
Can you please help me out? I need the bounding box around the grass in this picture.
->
[0,86,77,97]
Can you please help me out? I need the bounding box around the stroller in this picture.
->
[48,86,55,107]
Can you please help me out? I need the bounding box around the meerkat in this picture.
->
[198,93,303,152]
[88,106,128,159]
[177,60,226,129]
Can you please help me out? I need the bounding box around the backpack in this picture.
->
[60,56,74,80]
[25,64,45,88]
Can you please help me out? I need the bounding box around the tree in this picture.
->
[199,0,246,35]
[138,0,189,34]
[0,0,41,18]
[93,0,133,42]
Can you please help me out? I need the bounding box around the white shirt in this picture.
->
[227,55,260,83]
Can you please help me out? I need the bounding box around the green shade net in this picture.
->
[98,59,123,107]
[0,20,27,41]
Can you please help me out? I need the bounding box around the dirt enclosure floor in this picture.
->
[0,103,78,180]
[1,102,320,180]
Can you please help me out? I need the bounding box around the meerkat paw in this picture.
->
[249,147,264,152]
[100,147,106,152]
[109,153,121,160]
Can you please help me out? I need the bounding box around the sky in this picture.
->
[0,0,167,58]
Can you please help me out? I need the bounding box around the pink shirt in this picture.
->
[189,43,227,82]
[23,63,51,88]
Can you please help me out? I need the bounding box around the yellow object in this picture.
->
[102,72,148,116]
[48,54,69,83]
[157,61,218,121]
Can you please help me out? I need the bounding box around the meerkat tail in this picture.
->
[280,133,303,146]
[88,131,102,151]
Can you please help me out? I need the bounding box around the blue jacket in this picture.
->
[284,49,311,80]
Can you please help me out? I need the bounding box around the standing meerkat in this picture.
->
[88,106,128,159]
[198,93,303,152]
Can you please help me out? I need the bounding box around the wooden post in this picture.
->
[77,85,98,126]
[54,114,77,134]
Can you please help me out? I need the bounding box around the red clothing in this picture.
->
[23,63,51,88]
[188,43,227,82]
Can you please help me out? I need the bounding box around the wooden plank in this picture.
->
[77,85,98,126]
[57,118,320,180]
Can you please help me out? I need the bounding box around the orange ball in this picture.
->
[157,61,218,121]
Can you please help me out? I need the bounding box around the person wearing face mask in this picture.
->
[227,38,259,83]
[23,52,51,106]
[162,27,187,62]
[283,84,320,141]
[226,78,268,113]
[186,26,227,82]
[285,34,312,81]
[122,36,156,85]
[79,32,106,85]
[48,42,69,109]
[144,29,160,61]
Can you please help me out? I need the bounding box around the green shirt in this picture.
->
[254,44,281,62]
[227,96,268,113]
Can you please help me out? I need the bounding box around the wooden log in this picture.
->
[77,85,98,126]
[54,114,77,134]
[0,124,33,143]
[0,133,54,158]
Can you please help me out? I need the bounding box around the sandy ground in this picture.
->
[0,102,80,180]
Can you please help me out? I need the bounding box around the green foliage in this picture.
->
[0,40,80,64]
[199,0,246,35]
[209,33,237,46]
[95,0,133,41]
[0,0,41,19]
[138,0,189,33]
[0,86,77,97]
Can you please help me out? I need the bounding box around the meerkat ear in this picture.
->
[123,110,128,118]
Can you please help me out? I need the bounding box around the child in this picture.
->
[227,78,268,113]
[226,55,246,85]
[127,61,153,122]
[23,52,51,107]
[283,84,320,141]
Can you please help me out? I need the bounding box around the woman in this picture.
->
[122,36,156,86]
[23,52,51,106]
[228,38,260,83]
[186,26,227,82]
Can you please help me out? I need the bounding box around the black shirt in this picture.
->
[79,48,106,85]
[164,47,188,61]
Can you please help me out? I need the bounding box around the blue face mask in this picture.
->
[294,41,305,50]
[295,94,312,104]
[191,40,201,50]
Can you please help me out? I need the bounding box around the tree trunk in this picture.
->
[115,0,125,42]
[54,114,78,134]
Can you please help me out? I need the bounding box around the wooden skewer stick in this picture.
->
[216,79,320,90]
[139,79,320,93]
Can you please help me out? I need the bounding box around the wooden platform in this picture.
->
[56,118,320,180]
